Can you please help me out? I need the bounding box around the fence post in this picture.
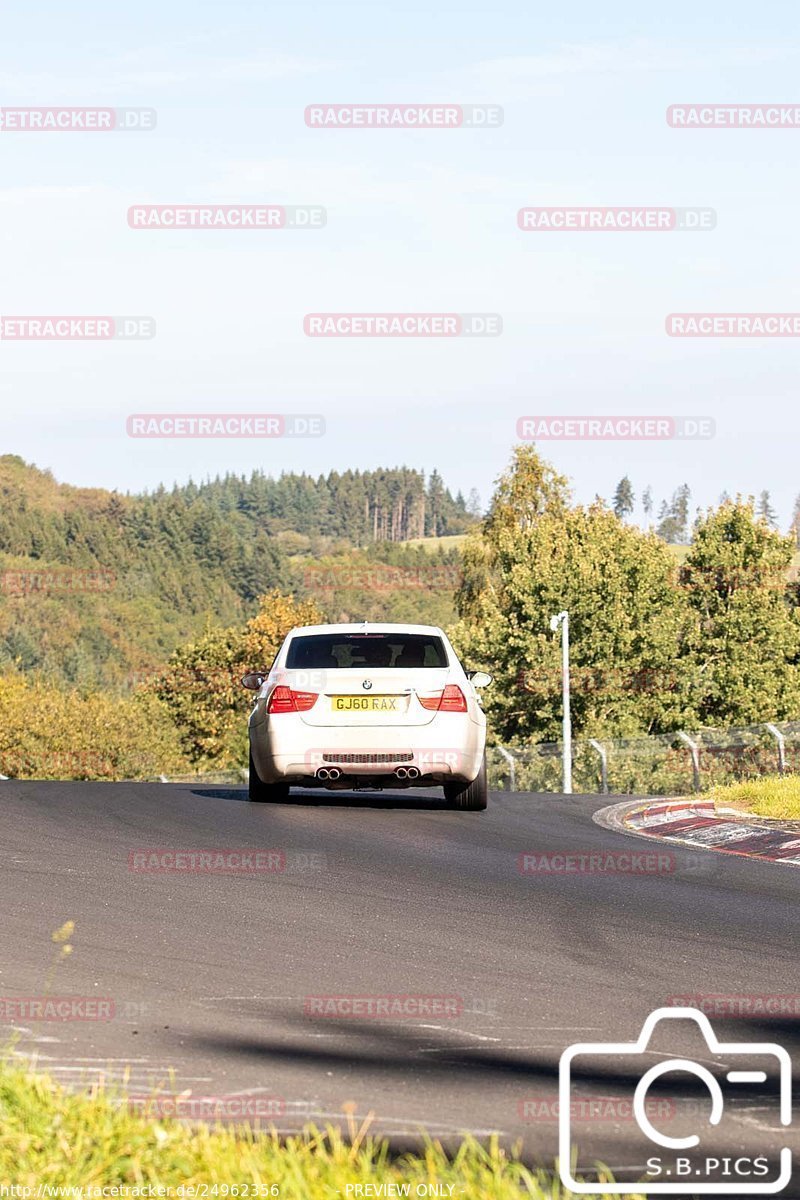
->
[588,739,608,794]
[764,724,786,777]
[676,732,701,792]
[495,747,517,792]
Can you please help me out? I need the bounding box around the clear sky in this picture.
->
[2,0,799,526]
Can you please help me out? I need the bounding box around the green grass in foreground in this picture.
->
[0,1065,645,1199]
[710,773,800,820]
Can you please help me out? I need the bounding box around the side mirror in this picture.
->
[241,672,267,691]
[468,671,493,688]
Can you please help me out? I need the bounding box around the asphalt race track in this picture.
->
[1,782,798,1189]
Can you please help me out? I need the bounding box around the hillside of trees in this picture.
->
[189,466,473,543]
[0,455,473,688]
[4,446,800,781]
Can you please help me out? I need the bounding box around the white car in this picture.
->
[242,622,492,810]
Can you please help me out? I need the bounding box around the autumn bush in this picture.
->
[147,589,323,766]
[0,672,187,780]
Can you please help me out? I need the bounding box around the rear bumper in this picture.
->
[249,715,485,785]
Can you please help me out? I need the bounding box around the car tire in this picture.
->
[443,753,488,811]
[248,749,290,802]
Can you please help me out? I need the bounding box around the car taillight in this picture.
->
[439,684,468,712]
[267,687,318,714]
[267,687,295,713]
[419,685,468,713]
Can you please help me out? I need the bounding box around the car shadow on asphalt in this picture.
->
[168,1014,800,1164]
[173,1010,800,1087]
[191,787,452,810]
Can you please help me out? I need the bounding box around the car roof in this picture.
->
[285,622,446,637]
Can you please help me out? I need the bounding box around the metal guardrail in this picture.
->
[2,728,794,795]
[488,720,800,796]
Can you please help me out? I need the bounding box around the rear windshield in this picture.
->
[286,633,448,670]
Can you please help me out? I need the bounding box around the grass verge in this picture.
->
[710,773,800,820]
[0,1064,645,1198]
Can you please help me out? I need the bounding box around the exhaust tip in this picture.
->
[395,767,408,779]
[406,766,420,779]
[316,767,330,780]
[327,767,341,780]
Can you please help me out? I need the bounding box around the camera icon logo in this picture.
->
[559,1007,791,1194]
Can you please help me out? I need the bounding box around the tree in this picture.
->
[757,490,778,529]
[450,448,691,743]
[612,477,635,521]
[642,486,653,524]
[426,470,445,536]
[466,488,482,518]
[679,501,800,725]
[791,494,800,548]
[455,445,570,625]
[656,484,691,544]
[673,484,691,537]
[149,590,324,765]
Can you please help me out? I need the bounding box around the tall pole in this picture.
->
[550,611,572,795]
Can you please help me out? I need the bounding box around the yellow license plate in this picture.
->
[332,696,400,712]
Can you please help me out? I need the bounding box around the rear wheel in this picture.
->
[248,749,289,802]
[443,753,488,811]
